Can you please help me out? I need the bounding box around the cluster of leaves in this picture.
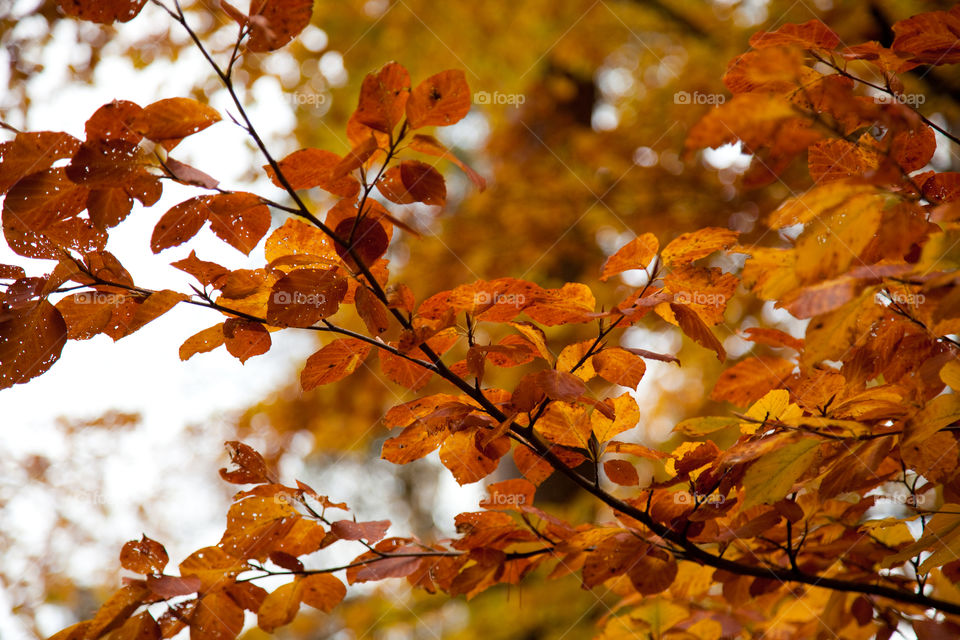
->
[4,1,960,638]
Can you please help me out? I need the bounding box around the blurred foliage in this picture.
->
[4,0,960,638]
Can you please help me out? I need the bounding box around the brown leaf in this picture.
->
[246,0,314,53]
[711,357,795,406]
[267,268,347,327]
[219,441,272,485]
[892,7,960,65]
[330,520,390,543]
[58,0,146,24]
[0,299,67,390]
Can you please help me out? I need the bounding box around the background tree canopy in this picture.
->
[2,0,960,638]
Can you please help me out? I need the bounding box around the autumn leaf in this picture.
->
[600,233,659,281]
[246,0,314,52]
[406,70,471,129]
[354,61,410,133]
[300,338,372,390]
[300,574,346,612]
[223,318,271,363]
[58,0,146,24]
[120,535,169,575]
[592,347,646,388]
[741,438,820,509]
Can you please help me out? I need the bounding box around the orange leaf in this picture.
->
[439,429,507,484]
[300,338,372,390]
[265,148,360,198]
[381,419,449,464]
[354,61,410,133]
[299,574,346,613]
[330,135,379,180]
[406,70,471,129]
[670,302,725,361]
[223,318,271,363]
[257,581,302,632]
[192,590,244,640]
[355,286,390,335]
[205,193,271,255]
[179,547,246,593]
[513,446,554,486]
[220,495,299,561]
[120,535,169,575]
[179,324,226,361]
[537,402,591,449]
[661,227,739,266]
[130,97,221,149]
[749,19,839,50]
[600,233,659,281]
[592,348,646,388]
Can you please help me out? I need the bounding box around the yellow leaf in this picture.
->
[741,438,820,509]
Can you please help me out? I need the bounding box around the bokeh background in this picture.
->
[2,1,959,638]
